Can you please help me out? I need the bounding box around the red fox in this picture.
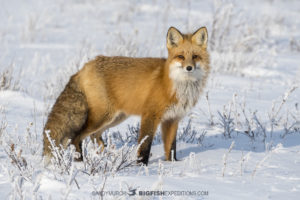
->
[43,27,210,165]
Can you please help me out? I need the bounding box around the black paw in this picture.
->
[137,156,149,166]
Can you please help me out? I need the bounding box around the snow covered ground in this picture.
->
[0,0,300,199]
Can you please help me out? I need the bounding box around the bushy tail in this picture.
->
[43,75,88,162]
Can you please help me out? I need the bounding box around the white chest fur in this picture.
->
[163,80,202,120]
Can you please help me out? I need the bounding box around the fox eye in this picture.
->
[192,55,201,59]
[176,55,185,60]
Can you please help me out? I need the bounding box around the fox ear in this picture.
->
[192,27,208,48]
[167,27,183,49]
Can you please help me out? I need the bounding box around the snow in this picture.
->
[0,0,300,199]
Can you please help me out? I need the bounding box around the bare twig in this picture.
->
[222,141,235,177]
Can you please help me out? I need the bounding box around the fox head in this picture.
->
[166,27,210,82]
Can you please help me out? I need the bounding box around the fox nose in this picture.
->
[186,66,193,72]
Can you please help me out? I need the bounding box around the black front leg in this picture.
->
[170,139,177,161]
[137,138,152,165]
